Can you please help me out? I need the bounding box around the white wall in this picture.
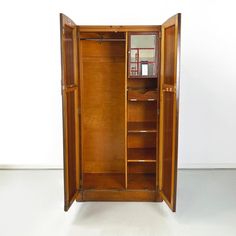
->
[0,0,235,168]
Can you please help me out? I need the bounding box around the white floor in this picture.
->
[0,170,235,236]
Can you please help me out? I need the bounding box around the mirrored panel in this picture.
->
[129,34,158,78]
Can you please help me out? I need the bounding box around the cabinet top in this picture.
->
[78,25,161,32]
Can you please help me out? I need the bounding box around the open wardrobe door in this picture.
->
[159,13,181,212]
[60,13,81,211]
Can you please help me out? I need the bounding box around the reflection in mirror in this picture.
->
[129,34,157,77]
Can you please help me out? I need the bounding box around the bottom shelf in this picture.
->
[83,173,156,191]
[81,189,161,201]
[127,173,156,190]
[83,173,125,190]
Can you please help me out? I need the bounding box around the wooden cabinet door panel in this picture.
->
[159,13,181,212]
[60,13,80,211]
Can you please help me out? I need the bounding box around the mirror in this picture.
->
[129,34,157,77]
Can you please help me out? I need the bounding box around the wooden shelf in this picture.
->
[128,89,157,102]
[80,38,126,42]
[128,76,158,79]
[127,173,156,190]
[83,173,124,190]
[127,148,156,162]
[128,122,157,133]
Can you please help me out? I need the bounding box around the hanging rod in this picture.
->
[80,38,126,42]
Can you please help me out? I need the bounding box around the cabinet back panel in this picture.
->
[81,40,125,173]
[80,32,125,40]
[128,162,156,174]
[128,133,156,148]
[128,102,157,122]
[127,78,157,89]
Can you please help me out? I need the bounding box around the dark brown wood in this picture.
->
[128,133,157,148]
[60,14,181,212]
[79,25,161,32]
[75,191,83,202]
[127,173,156,190]
[128,102,157,122]
[80,32,125,39]
[128,121,157,133]
[128,162,156,173]
[159,13,181,212]
[128,89,158,101]
[125,32,128,189]
[126,30,159,197]
[83,173,125,190]
[60,13,80,211]
[81,189,162,201]
[127,148,156,162]
[80,35,126,174]
[128,78,157,90]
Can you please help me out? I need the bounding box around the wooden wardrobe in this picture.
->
[60,13,181,212]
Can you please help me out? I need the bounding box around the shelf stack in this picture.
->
[126,83,158,190]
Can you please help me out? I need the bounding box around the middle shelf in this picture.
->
[127,148,156,163]
[127,121,157,133]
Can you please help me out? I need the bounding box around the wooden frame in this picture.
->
[158,14,181,212]
[79,25,161,32]
[125,32,128,189]
[60,13,181,212]
[60,13,81,211]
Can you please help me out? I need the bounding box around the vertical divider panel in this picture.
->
[156,31,161,194]
[125,32,128,189]
[78,28,84,191]
[73,27,80,193]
